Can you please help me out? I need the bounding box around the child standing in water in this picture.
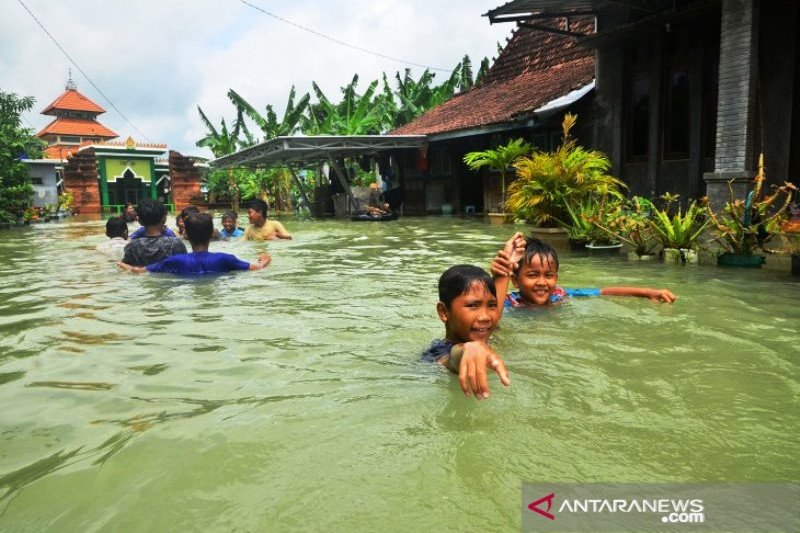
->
[96,216,129,260]
[121,199,187,267]
[218,211,244,239]
[491,233,677,313]
[422,265,510,400]
[244,199,292,240]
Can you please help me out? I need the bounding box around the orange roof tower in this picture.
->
[37,72,118,159]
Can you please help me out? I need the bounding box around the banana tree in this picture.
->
[227,85,310,140]
[196,106,245,211]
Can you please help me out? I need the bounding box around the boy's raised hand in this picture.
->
[491,232,526,277]
[453,341,510,400]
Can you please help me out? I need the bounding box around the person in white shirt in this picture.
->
[96,216,129,261]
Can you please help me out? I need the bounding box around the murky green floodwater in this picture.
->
[0,216,798,531]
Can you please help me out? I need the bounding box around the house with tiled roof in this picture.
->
[484,0,800,209]
[390,16,598,215]
[394,0,800,214]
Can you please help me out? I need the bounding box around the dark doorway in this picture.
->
[117,169,142,205]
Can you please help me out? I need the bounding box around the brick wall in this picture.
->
[62,148,101,213]
[168,150,202,211]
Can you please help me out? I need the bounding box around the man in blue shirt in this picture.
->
[118,212,270,275]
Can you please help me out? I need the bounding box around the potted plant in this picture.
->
[592,196,659,260]
[463,137,531,224]
[506,113,626,231]
[647,194,708,264]
[561,197,598,249]
[580,195,624,253]
[707,155,796,267]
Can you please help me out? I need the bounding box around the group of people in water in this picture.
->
[97,199,676,400]
[96,198,290,275]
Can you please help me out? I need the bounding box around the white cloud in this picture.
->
[1,0,511,157]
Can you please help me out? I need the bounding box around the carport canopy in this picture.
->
[209,135,426,169]
[209,135,427,213]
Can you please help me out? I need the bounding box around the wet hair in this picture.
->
[105,216,127,239]
[438,265,497,308]
[136,198,167,226]
[249,199,268,218]
[518,237,559,273]
[184,212,213,245]
[221,210,238,222]
[176,205,199,226]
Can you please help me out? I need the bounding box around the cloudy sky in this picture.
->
[1,0,513,157]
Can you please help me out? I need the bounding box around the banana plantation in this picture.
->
[197,56,490,212]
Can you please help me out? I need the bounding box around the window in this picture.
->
[59,136,80,144]
[531,133,549,151]
[628,77,650,159]
[664,69,690,158]
[31,177,43,185]
[531,131,559,152]
[429,147,452,176]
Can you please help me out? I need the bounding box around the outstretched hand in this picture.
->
[648,288,677,303]
[116,262,145,274]
[452,341,510,400]
[250,253,272,271]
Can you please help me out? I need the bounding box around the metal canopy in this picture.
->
[209,135,427,169]
[485,0,598,23]
[485,1,680,23]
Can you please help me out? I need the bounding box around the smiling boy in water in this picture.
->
[244,199,292,241]
[422,265,510,400]
[491,233,677,313]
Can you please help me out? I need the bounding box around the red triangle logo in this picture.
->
[528,492,556,520]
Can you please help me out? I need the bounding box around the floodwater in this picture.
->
[0,216,798,531]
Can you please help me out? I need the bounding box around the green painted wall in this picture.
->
[103,157,153,183]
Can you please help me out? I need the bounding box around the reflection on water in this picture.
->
[0,217,798,530]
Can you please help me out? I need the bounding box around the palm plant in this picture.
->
[463,137,531,213]
[506,113,626,226]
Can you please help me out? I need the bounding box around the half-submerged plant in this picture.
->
[463,137,531,213]
[707,155,796,256]
[647,193,709,251]
[506,113,625,226]
[591,196,659,256]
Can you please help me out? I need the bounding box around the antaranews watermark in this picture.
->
[521,483,798,532]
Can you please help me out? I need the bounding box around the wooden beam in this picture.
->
[327,156,358,213]
[519,21,587,37]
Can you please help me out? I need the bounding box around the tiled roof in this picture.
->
[391,17,595,136]
[36,117,118,138]
[41,89,106,115]
[43,141,93,160]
